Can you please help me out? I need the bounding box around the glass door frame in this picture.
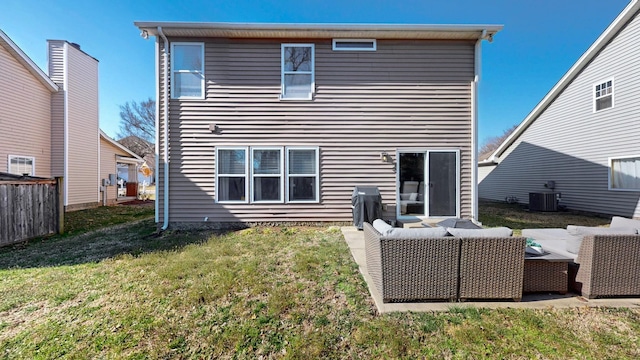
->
[396,149,461,220]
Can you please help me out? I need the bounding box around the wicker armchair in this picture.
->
[458,237,526,302]
[364,222,460,302]
[574,234,640,299]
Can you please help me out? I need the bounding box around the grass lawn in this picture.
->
[1,203,639,358]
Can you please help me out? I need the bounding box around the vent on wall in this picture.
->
[529,192,560,212]
[332,39,377,51]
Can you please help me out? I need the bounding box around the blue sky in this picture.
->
[1,0,631,145]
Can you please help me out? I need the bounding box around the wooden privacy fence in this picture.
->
[0,175,64,246]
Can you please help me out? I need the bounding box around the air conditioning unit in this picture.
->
[529,192,559,212]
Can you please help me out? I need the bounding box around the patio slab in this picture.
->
[341,226,640,313]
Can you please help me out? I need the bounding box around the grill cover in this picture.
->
[352,186,382,230]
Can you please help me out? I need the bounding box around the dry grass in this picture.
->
[1,205,640,358]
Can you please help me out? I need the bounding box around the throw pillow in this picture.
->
[409,193,418,201]
[372,219,393,235]
[446,227,512,238]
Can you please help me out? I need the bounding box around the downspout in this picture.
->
[158,26,170,230]
[470,30,486,222]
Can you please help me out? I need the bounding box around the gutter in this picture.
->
[158,26,170,231]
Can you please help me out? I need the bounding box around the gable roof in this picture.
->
[134,22,502,41]
[0,29,58,92]
[99,130,144,161]
[484,0,640,163]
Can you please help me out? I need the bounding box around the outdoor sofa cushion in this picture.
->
[446,227,512,238]
[566,225,637,254]
[385,227,448,239]
[609,216,640,233]
[372,219,393,235]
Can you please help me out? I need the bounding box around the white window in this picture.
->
[252,148,284,203]
[216,147,319,203]
[216,148,248,203]
[610,156,640,191]
[171,42,205,99]
[8,155,35,176]
[287,148,319,202]
[594,79,613,112]
[332,39,377,51]
[281,44,314,100]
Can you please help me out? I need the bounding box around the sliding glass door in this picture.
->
[398,150,459,218]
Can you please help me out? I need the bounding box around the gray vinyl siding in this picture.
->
[160,39,475,223]
[479,9,640,218]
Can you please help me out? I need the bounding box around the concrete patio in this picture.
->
[341,226,640,313]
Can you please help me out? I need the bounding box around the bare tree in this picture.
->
[117,98,155,153]
[479,124,518,160]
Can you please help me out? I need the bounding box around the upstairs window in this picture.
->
[171,42,205,99]
[332,39,377,51]
[594,79,613,112]
[8,155,35,176]
[610,156,640,191]
[281,44,314,100]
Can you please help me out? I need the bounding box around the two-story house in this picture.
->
[134,22,501,228]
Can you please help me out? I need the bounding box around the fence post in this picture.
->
[56,176,64,234]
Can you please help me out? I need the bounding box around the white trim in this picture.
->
[489,0,640,161]
[63,42,69,206]
[215,147,249,204]
[471,38,481,221]
[395,149,461,220]
[332,39,377,51]
[170,42,205,100]
[0,29,58,92]
[7,155,36,176]
[99,130,144,161]
[155,38,160,223]
[280,43,315,101]
[286,147,320,203]
[251,147,285,203]
[593,77,614,113]
[608,155,640,192]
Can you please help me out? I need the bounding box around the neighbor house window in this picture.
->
[171,42,205,99]
[332,39,377,51]
[287,148,319,202]
[594,79,613,111]
[610,156,640,191]
[216,147,319,203]
[217,148,248,203]
[8,155,35,176]
[281,44,314,100]
[252,148,284,203]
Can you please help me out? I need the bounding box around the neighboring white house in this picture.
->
[479,0,640,218]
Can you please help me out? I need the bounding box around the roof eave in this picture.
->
[0,29,58,92]
[134,21,502,40]
[491,0,640,160]
[100,130,144,161]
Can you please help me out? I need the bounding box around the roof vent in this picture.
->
[70,43,81,50]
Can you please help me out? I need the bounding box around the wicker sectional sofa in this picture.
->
[523,216,640,299]
[363,222,525,302]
